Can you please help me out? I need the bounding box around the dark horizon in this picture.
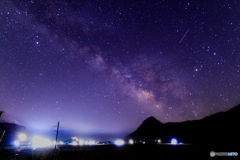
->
[1,103,239,143]
[0,0,239,138]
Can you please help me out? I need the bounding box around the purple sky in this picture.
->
[0,0,239,139]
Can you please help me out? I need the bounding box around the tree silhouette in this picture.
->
[0,111,5,118]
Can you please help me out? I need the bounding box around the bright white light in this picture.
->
[171,138,178,145]
[14,140,20,146]
[59,141,64,145]
[72,141,78,145]
[52,141,57,145]
[71,137,78,141]
[79,140,84,145]
[18,133,27,141]
[158,139,161,143]
[142,141,145,144]
[32,136,51,149]
[115,140,124,146]
[84,141,89,145]
[129,139,134,144]
[89,141,95,145]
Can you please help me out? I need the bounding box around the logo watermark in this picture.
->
[210,151,238,157]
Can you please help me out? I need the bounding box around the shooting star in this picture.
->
[179,29,189,43]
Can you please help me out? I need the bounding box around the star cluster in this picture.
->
[0,0,239,138]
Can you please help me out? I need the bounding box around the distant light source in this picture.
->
[84,141,89,145]
[72,141,78,145]
[13,140,20,147]
[171,138,178,145]
[32,136,51,149]
[89,141,95,145]
[18,133,27,141]
[59,141,64,145]
[79,140,84,145]
[158,139,161,143]
[129,139,134,144]
[52,141,57,145]
[114,140,124,146]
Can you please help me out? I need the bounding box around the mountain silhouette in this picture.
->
[127,104,240,145]
[129,116,164,141]
[137,116,163,132]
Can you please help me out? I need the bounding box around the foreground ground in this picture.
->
[0,143,238,159]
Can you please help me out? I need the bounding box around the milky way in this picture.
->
[0,1,239,138]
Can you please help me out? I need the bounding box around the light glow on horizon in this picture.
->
[13,140,20,147]
[32,136,52,149]
[115,139,125,146]
[171,138,178,145]
[18,133,27,141]
[129,139,134,144]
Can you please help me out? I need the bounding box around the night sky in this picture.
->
[0,0,240,139]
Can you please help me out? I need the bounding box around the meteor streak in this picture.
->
[179,29,189,43]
